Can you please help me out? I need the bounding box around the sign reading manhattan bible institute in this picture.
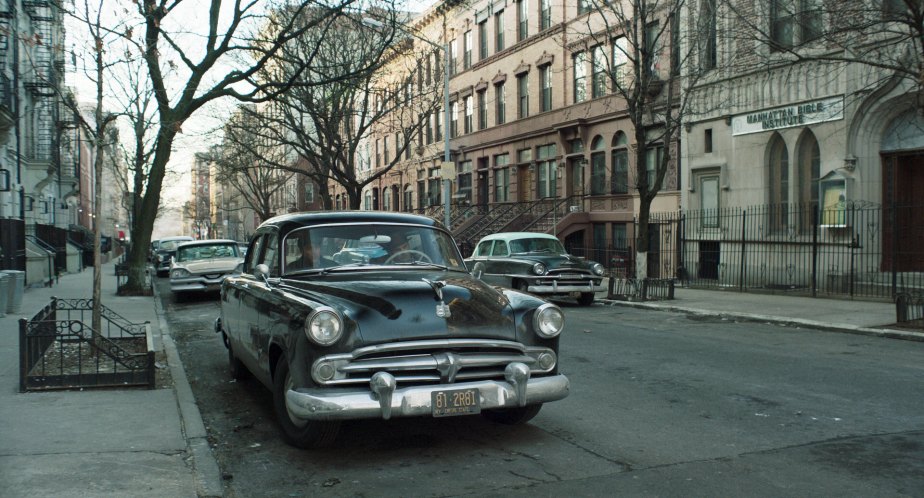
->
[731,96,844,136]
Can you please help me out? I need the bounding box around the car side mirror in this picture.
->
[254,263,271,285]
[470,262,485,280]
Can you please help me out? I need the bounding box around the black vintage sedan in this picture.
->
[216,212,570,448]
[464,232,606,306]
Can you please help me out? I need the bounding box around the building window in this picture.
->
[797,130,820,230]
[644,21,661,78]
[428,168,442,206]
[768,133,789,229]
[464,95,473,134]
[432,50,440,83]
[304,183,314,204]
[496,81,506,125]
[771,0,823,50]
[375,138,381,167]
[592,45,607,98]
[458,160,473,203]
[578,0,591,15]
[612,223,628,249]
[536,144,557,198]
[517,0,528,41]
[698,174,720,227]
[645,144,665,192]
[451,101,459,138]
[590,136,606,195]
[450,38,458,76]
[494,153,510,202]
[540,65,552,112]
[573,52,586,103]
[700,0,717,70]
[435,108,442,141]
[518,148,532,164]
[404,132,411,160]
[611,132,628,194]
[612,36,628,89]
[477,90,487,130]
[478,20,488,60]
[364,191,372,211]
[495,9,505,52]
[404,185,413,212]
[540,0,551,30]
[517,73,529,119]
[463,30,472,70]
[383,136,389,164]
[426,112,434,144]
[383,188,391,211]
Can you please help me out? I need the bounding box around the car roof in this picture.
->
[477,232,559,242]
[177,239,238,248]
[159,236,194,242]
[257,211,442,234]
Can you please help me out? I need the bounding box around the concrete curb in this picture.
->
[599,298,924,343]
[154,290,224,497]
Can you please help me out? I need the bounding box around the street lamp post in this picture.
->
[441,39,451,230]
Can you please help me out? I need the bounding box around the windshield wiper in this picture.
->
[392,261,449,270]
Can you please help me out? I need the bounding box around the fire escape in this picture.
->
[0,5,13,137]
[22,0,58,174]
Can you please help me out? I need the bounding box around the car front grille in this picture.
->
[311,339,556,386]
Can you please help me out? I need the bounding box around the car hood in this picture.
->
[513,253,595,270]
[177,258,242,274]
[280,270,517,343]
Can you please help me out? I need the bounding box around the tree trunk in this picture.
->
[121,128,177,293]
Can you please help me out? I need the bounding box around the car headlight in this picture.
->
[533,303,564,338]
[171,268,190,279]
[532,262,547,275]
[305,307,343,346]
[591,263,604,276]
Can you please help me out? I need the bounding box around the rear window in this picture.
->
[176,243,239,262]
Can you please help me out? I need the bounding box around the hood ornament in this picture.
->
[423,278,451,318]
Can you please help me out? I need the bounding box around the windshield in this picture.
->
[509,237,566,254]
[176,243,240,262]
[282,223,466,275]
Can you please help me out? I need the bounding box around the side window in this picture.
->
[260,233,279,277]
[492,240,509,256]
[474,241,492,257]
[245,236,265,273]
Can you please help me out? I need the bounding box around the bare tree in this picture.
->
[215,105,296,222]
[117,0,390,293]
[567,0,709,279]
[237,6,442,210]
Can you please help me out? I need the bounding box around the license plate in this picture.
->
[569,291,581,297]
[432,388,480,417]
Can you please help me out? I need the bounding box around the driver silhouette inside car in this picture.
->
[289,236,336,272]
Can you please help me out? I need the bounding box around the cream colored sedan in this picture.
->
[169,239,244,297]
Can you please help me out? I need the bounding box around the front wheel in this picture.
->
[272,355,340,449]
[482,404,542,425]
[227,339,249,381]
[577,292,595,306]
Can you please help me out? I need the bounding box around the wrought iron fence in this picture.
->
[571,202,923,301]
[19,298,154,391]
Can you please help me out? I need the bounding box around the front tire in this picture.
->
[482,404,542,425]
[577,292,595,306]
[227,339,249,381]
[272,355,340,449]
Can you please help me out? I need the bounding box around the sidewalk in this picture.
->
[0,261,222,498]
[598,284,924,342]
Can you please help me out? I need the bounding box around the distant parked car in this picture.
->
[154,236,194,277]
[464,232,605,306]
[149,239,161,263]
[215,212,570,448]
[169,239,244,298]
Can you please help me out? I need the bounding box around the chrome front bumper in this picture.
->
[528,280,605,294]
[286,363,569,421]
[170,274,235,292]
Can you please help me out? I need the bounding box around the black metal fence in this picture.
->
[19,298,154,391]
[0,218,25,271]
[570,202,924,301]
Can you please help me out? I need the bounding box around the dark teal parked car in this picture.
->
[216,212,570,448]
